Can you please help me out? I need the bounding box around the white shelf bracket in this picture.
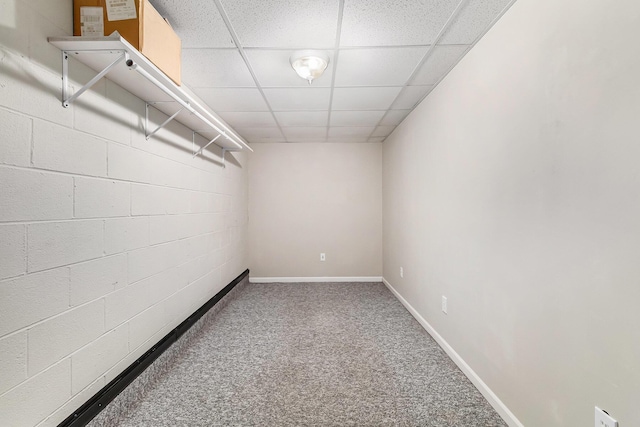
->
[193,134,222,158]
[220,148,241,168]
[49,36,252,153]
[145,102,183,140]
[125,58,244,152]
[61,50,127,108]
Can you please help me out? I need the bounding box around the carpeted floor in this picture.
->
[114,282,507,426]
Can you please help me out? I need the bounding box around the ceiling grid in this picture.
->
[325,0,346,142]
[151,0,517,144]
[365,0,470,142]
[211,0,287,142]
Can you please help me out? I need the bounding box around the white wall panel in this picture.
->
[382,0,640,425]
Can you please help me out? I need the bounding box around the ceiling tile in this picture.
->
[183,49,255,87]
[235,127,284,138]
[391,86,433,109]
[217,112,278,128]
[263,88,331,111]
[282,127,328,139]
[335,47,428,86]
[332,87,402,110]
[380,110,411,126]
[410,45,469,85]
[340,0,459,47]
[196,88,269,112]
[246,50,335,88]
[329,127,375,137]
[330,111,386,127]
[372,126,396,137]
[220,0,339,48]
[274,112,329,127]
[440,0,513,45]
[151,1,235,48]
[162,0,512,144]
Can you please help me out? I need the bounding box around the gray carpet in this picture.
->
[115,283,507,426]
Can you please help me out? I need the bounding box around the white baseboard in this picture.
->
[382,277,524,427]
[249,276,382,283]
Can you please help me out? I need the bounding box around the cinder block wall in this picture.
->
[0,2,249,426]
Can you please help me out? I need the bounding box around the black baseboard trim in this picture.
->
[58,268,250,427]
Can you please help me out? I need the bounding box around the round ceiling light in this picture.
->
[289,50,330,85]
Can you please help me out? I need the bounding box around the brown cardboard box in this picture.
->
[74,0,181,85]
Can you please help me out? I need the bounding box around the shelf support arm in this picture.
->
[127,59,243,151]
[61,50,127,108]
[220,148,241,168]
[145,103,183,140]
[193,134,222,158]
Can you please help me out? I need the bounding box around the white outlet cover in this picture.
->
[595,407,618,427]
[400,267,403,278]
[320,253,326,261]
[442,296,447,314]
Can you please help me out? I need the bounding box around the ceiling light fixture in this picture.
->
[289,50,330,85]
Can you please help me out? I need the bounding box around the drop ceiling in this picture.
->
[151,0,515,144]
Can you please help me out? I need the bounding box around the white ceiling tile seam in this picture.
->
[212,0,287,143]
[408,0,519,114]
[151,0,518,144]
[365,0,471,142]
[324,0,346,142]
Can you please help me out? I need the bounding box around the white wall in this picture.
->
[383,0,640,425]
[248,143,382,280]
[0,1,249,425]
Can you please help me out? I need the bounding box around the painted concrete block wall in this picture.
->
[0,1,249,425]
[248,143,382,279]
[382,0,640,425]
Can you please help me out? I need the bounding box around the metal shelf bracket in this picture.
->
[49,36,252,155]
[145,102,183,140]
[191,133,241,167]
[193,133,222,158]
[61,50,127,108]
[220,148,242,168]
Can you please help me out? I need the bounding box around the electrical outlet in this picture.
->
[400,267,403,278]
[595,407,618,427]
[442,296,447,314]
[320,253,326,262]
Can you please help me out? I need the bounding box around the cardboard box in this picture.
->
[74,0,181,85]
